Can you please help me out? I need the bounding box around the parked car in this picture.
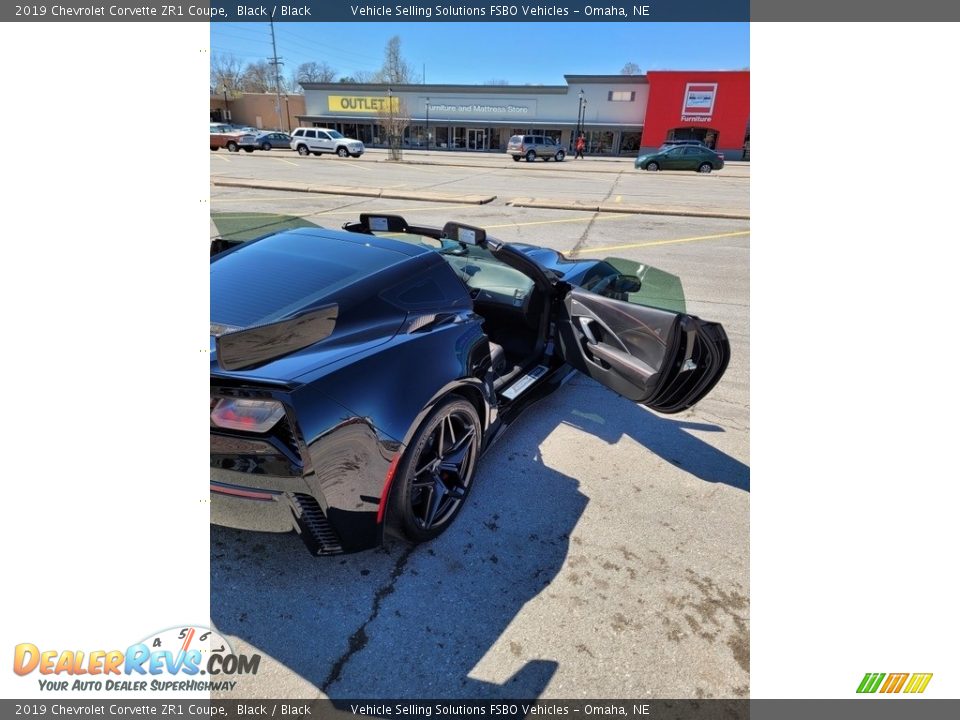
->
[507,134,566,162]
[210,127,258,153]
[635,145,725,173]
[289,127,364,157]
[255,131,292,151]
[210,214,730,555]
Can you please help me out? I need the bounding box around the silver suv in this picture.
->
[507,134,566,162]
[289,128,365,158]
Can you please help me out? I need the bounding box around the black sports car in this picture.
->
[210,214,730,555]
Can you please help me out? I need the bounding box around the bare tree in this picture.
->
[620,62,641,75]
[339,70,377,84]
[241,61,276,93]
[211,53,243,94]
[377,96,410,161]
[296,61,337,84]
[378,36,418,85]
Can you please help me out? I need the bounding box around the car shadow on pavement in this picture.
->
[211,410,587,699]
[210,377,747,699]
[562,380,750,492]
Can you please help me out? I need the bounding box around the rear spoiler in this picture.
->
[215,304,339,371]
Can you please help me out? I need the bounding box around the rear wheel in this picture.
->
[697,162,713,173]
[243,147,253,153]
[388,397,481,543]
[646,161,659,171]
[226,141,239,152]
[337,146,349,158]
[526,150,537,162]
[297,145,310,156]
[512,155,521,162]
[261,142,272,151]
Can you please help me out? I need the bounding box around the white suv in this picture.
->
[289,128,365,158]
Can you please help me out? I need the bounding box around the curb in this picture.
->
[507,198,749,220]
[212,177,496,205]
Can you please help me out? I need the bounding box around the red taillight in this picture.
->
[211,398,285,433]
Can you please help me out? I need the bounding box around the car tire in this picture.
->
[555,150,565,162]
[243,147,253,153]
[261,142,272,151]
[350,153,362,158]
[210,147,218,151]
[388,396,481,543]
[226,142,239,152]
[337,147,349,158]
[697,162,713,173]
[296,145,310,156]
[646,162,659,171]
[526,150,537,162]
[313,152,322,156]
[512,156,521,162]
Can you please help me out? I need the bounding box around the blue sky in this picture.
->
[211,22,749,85]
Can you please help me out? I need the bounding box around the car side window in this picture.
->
[317,132,330,140]
[544,137,555,146]
[683,146,700,155]
[524,136,534,144]
[292,129,302,137]
[305,130,316,139]
[666,147,684,156]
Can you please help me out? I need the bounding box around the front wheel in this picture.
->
[646,161,659,171]
[526,150,537,162]
[243,147,253,153]
[226,142,239,152]
[697,163,713,173]
[336,147,349,158]
[296,145,310,156]
[388,397,481,543]
[555,150,565,162]
[261,142,272,151]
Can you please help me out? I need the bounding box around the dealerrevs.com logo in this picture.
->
[857,672,933,694]
[13,626,260,692]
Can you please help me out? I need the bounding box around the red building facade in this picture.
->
[642,71,750,159]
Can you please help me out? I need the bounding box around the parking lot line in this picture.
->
[272,157,299,167]
[567,229,750,255]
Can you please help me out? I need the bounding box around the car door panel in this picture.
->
[557,287,729,413]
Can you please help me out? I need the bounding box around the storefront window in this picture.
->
[435,126,449,149]
[620,132,642,154]
[586,130,615,155]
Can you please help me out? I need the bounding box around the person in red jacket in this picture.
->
[575,133,586,159]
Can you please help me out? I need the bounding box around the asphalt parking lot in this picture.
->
[209,149,750,699]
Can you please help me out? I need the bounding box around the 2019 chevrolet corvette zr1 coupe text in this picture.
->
[210,215,730,555]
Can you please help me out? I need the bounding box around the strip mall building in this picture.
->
[299,70,749,159]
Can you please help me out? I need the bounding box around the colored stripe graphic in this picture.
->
[857,673,885,693]
[858,672,933,694]
[880,673,909,693]
[903,673,933,694]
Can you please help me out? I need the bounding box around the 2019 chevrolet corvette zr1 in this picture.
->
[210,215,730,555]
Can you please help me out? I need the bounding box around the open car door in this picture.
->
[557,287,730,414]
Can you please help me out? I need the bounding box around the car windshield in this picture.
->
[327,130,344,139]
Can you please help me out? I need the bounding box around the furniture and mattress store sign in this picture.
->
[328,95,534,117]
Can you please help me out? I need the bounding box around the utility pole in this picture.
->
[269,19,285,132]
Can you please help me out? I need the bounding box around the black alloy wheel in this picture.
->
[389,397,481,542]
